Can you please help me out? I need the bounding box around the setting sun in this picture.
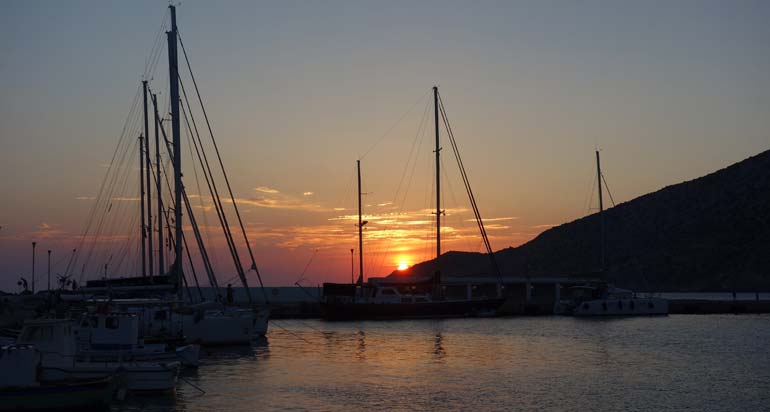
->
[397,261,409,271]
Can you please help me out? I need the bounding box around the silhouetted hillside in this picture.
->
[391,149,770,291]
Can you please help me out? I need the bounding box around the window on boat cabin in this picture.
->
[401,298,412,303]
[415,297,428,303]
[105,316,120,329]
[380,289,397,296]
[154,310,168,321]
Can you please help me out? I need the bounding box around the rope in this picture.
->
[178,31,268,305]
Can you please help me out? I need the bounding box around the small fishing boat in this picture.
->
[0,344,116,411]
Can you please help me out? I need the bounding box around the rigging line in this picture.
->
[157,149,205,301]
[371,99,432,275]
[438,93,502,281]
[157,101,221,299]
[269,320,312,344]
[600,173,617,207]
[294,249,319,285]
[70,85,143,277]
[82,99,146,271]
[181,103,217,268]
[154,96,219,296]
[585,169,597,215]
[360,89,431,160]
[92,138,142,273]
[177,34,266,304]
[79,134,142,281]
[144,8,169,79]
[182,116,218,273]
[179,91,241,296]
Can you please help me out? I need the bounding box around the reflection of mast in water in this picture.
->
[433,333,446,360]
[356,330,366,360]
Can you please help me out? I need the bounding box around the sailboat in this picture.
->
[70,5,270,343]
[320,87,506,320]
[565,150,668,316]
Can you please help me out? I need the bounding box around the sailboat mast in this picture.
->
[357,159,364,286]
[434,86,441,260]
[153,93,164,275]
[167,5,183,279]
[138,133,147,277]
[596,150,605,271]
[143,80,154,276]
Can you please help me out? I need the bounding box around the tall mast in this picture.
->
[139,133,147,277]
[434,86,442,260]
[31,242,36,294]
[357,160,364,286]
[47,250,51,291]
[153,93,164,275]
[167,5,183,280]
[596,150,605,272]
[143,80,154,276]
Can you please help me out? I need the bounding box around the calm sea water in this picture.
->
[113,315,770,412]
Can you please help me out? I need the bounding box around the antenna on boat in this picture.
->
[596,150,605,273]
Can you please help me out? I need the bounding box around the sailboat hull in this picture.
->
[571,297,669,316]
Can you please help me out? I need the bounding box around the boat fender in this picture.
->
[193,309,204,324]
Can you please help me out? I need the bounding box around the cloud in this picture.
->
[464,216,518,222]
[303,192,314,197]
[75,196,97,201]
[235,196,328,212]
[255,186,280,194]
[532,224,558,229]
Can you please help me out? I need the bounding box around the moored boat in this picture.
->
[0,344,116,411]
[16,318,179,392]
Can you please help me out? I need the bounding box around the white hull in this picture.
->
[78,344,200,368]
[182,307,269,345]
[572,297,669,316]
[40,361,180,392]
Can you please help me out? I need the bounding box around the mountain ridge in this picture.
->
[389,149,770,291]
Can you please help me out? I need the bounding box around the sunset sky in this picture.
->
[1,1,768,292]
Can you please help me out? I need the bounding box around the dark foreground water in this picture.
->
[113,315,770,412]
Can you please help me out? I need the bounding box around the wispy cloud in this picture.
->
[532,224,558,229]
[303,191,314,197]
[464,216,518,222]
[255,186,280,194]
